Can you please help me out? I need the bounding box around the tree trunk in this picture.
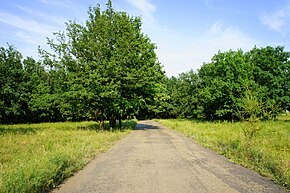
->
[99,113,104,131]
[109,115,116,131]
[118,117,122,130]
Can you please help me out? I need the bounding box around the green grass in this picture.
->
[0,120,136,193]
[156,117,290,189]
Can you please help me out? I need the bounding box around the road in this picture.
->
[53,120,287,193]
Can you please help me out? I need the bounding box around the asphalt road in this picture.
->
[52,120,287,193]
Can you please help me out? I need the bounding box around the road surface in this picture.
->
[53,120,287,193]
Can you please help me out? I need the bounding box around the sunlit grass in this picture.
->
[0,120,136,193]
[156,118,290,189]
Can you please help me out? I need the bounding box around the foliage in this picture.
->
[166,70,201,118]
[40,0,166,127]
[249,46,290,116]
[156,119,290,189]
[1,0,288,191]
[0,120,135,192]
[198,49,253,120]
[0,45,25,123]
[0,1,166,125]
[235,88,265,147]
[166,46,290,121]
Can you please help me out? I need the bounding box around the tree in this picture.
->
[22,56,56,122]
[42,0,166,128]
[166,70,201,119]
[198,49,254,120]
[195,46,290,121]
[249,46,290,116]
[0,45,25,123]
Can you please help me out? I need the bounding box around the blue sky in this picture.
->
[1,0,290,76]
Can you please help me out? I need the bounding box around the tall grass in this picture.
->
[0,120,136,193]
[156,118,289,189]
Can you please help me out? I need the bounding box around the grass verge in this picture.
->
[156,118,289,189]
[0,120,136,193]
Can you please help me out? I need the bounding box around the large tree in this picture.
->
[43,0,166,128]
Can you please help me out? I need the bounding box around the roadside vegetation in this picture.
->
[0,0,166,127]
[156,115,290,189]
[0,120,136,193]
[0,1,289,125]
[0,0,289,192]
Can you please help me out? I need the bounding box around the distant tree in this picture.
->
[0,45,25,123]
[22,56,56,122]
[249,46,290,116]
[198,49,254,120]
[197,46,290,121]
[166,70,201,118]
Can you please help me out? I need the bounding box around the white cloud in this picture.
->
[125,0,156,21]
[210,21,224,34]
[17,6,66,26]
[260,5,290,35]
[204,0,224,11]
[38,0,67,7]
[0,10,67,60]
[0,12,60,36]
[154,22,258,77]
[206,22,257,50]
[15,31,45,46]
[260,11,285,31]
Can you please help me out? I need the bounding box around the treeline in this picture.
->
[1,1,289,125]
[0,1,167,127]
[166,47,290,120]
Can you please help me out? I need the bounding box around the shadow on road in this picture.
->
[134,123,159,130]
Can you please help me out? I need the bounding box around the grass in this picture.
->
[0,120,136,193]
[156,116,290,189]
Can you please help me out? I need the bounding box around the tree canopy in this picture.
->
[1,1,289,124]
[0,1,166,126]
[166,46,290,121]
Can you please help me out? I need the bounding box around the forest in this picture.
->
[1,1,290,126]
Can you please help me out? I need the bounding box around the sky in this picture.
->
[1,0,290,77]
